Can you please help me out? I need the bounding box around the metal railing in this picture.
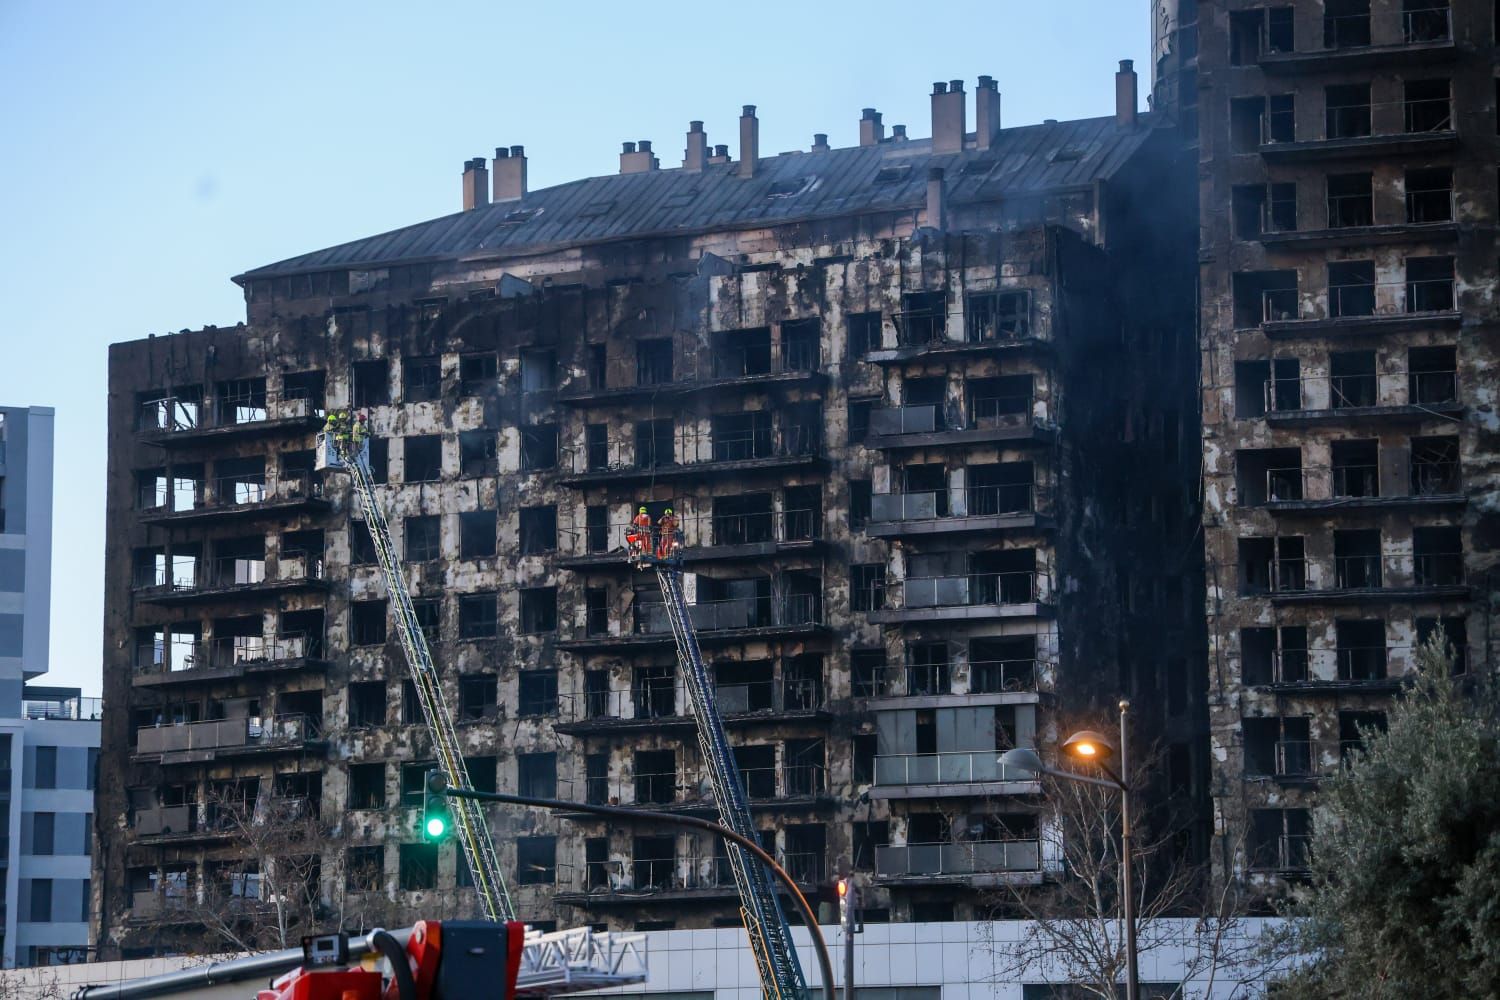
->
[874,751,1032,786]
[1414,550,1464,586]
[1259,288,1299,323]
[133,632,324,676]
[632,593,821,634]
[138,389,320,435]
[713,677,825,714]
[562,507,822,558]
[893,571,1046,609]
[857,659,1039,698]
[1261,465,1387,504]
[708,340,821,379]
[1413,456,1461,495]
[1337,647,1388,682]
[22,695,103,721]
[1272,739,1316,778]
[870,484,1036,522]
[134,713,321,754]
[874,840,1041,877]
[1334,553,1383,589]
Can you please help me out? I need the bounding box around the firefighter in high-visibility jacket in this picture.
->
[627,506,653,560]
[656,508,679,560]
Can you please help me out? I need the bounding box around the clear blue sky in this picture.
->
[0,1,1151,694]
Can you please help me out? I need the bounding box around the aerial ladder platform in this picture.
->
[630,517,811,1000]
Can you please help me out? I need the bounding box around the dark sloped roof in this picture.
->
[238,114,1154,281]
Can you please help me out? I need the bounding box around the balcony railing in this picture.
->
[868,396,1034,438]
[134,632,325,677]
[22,696,103,721]
[134,713,321,756]
[707,340,820,379]
[713,677,825,715]
[874,840,1041,878]
[874,750,1032,786]
[134,555,326,595]
[1251,834,1312,873]
[138,390,322,436]
[894,571,1046,609]
[1261,371,1457,415]
[858,659,1038,698]
[632,593,821,635]
[870,484,1036,523]
[1337,647,1388,682]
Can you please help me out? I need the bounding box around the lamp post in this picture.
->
[1001,699,1138,1000]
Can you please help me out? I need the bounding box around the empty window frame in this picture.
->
[459,431,498,477]
[403,356,441,403]
[459,510,497,558]
[403,436,442,482]
[348,682,386,728]
[348,763,386,809]
[634,419,674,469]
[635,339,673,386]
[517,753,557,799]
[846,312,882,358]
[1328,260,1375,317]
[518,506,557,555]
[1327,172,1373,228]
[404,515,441,562]
[1233,270,1298,326]
[410,598,441,644]
[1413,525,1463,586]
[1406,256,1454,312]
[1406,166,1453,222]
[520,349,556,393]
[350,601,387,646]
[458,593,498,639]
[1408,345,1457,403]
[458,353,498,395]
[520,425,558,471]
[1325,83,1371,139]
[351,360,390,407]
[460,675,499,720]
[1404,78,1452,133]
[1323,0,1370,49]
[518,671,558,717]
[965,290,1030,341]
[517,837,557,885]
[519,587,558,634]
[1411,436,1460,495]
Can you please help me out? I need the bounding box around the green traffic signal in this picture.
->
[422,769,452,842]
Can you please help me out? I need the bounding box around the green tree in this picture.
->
[1275,633,1500,997]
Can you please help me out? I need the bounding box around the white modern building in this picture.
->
[0,404,101,967]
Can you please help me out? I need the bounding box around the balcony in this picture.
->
[1259,465,1465,515]
[1258,8,1455,75]
[130,804,246,846]
[558,341,825,407]
[867,572,1052,625]
[555,677,828,737]
[133,554,328,607]
[1258,220,1459,251]
[1254,554,1470,607]
[567,762,832,819]
[138,391,324,448]
[133,632,330,688]
[559,432,825,489]
[21,695,103,721]
[557,851,826,908]
[1260,272,1460,339]
[872,751,1039,800]
[138,471,329,525]
[1258,96,1458,164]
[873,840,1042,886]
[868,303,1046,365]
[866,484,1044,539]
[858,660,1040,700]
[1258,371,1462,427]
[557,509,824,572]
[132,713,324,765]
[865,398,1055,452]
[559,593,826,652]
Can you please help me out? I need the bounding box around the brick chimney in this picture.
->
[890,124,908,142]
[738,106,759,178]
[811,133,830,153]
[859,108,884,147]
[926,167,945,229]
[931,80,966,154]
[462,157,489,211]
[621,140,659,174]
[708,144,730,165]
[684,122,708,171]
[492,146,527,202]
[975,75,1002,149]
[1116,60,1139,127]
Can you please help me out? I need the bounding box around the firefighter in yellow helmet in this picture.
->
[628,506,653,560]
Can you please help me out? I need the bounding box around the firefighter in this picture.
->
[656,507,679,560]
[627,506,652,560]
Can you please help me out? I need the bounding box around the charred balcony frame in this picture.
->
[132,631,331,688]
[137,468,329,525]
[137,384,325,449]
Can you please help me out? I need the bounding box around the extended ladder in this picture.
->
[652,561,809,1000]
[319,420,514,922]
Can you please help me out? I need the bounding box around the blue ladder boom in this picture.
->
[652,562,810,1000]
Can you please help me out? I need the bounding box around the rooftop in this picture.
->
[238,114,1154,282]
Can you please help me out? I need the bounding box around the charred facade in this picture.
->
[95,72,1203,954]
[1193,0,1500,893]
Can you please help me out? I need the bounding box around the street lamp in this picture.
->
[1001,700,1139,1000]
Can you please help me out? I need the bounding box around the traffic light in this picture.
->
[837,877,860,931]
[423,769,452,842]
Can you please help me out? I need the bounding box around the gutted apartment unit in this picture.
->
[1196,0,1499,891]
[96,68,1203,955]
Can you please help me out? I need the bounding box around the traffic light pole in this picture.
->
[439,785,835,1000]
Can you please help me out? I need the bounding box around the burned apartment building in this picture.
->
[1185,0,1500,892]
[95,66,1205,954]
